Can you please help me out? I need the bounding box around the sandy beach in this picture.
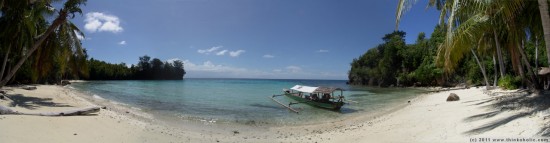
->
[0,85,548,143]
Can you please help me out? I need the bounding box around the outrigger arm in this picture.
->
[269,95,299,114]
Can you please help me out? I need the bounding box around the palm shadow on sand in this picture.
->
[6,94,72,110]
[461,91,550,136]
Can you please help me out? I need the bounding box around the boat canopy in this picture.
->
[290,85,343,94]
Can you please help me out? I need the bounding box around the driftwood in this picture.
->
[0,105,100,116]
[21,86,37,90]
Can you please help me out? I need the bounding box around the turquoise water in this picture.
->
[70,79,426,126]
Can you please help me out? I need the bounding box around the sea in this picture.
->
[70,78,427,126]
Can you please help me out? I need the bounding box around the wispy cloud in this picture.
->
[197,46,222,55]
[285,66,302,73]
[118,40,126,45]
[316,49,329,53]
[229,50,245,57]
[74,30,85,40]
[216,50,228,56]
[84,12,123,33]
[180,59,345,79]
[263,54,275,58]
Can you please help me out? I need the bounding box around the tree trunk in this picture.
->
[494,30,506,77]
[493,54,498,88]
[0,105,100,116]
[0,47,10,81]
[471,48,490,89]
[536,36,539,70]
[0,10,68,88]
[519,41,541,89]
[538,0,550,68]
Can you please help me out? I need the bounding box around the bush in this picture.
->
[498,75,521,90]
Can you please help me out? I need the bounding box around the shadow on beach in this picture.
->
[461,90,550,136]
[5,94,72,110]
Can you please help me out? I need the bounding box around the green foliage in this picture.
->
[498,75,521,90]
[349,25,446,87]
[88,55,186,80]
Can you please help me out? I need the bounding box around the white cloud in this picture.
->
[316,49,329,53]
[118,40,126,45]
[183,60,248,74]
[197,46,222,54]
[285,66,302,73]
[216,50,228,56]
[74,30,84,40]
[180,59,346,79]
[229,50,245,57]
[263,54,275,58]
[84,12,123,33]
[167,58,182,63]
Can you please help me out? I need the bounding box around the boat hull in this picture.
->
[284,93,344,110]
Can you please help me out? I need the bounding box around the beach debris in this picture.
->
[0,95,4,100]
[101,106,107,109]
[73,133,77,135]
[0,105,100,116]
[0,90,6,95]
[408,100,411,103]
[446,93,460,101]
[21,86,37,90]
[233,130,239,135]
[61,80,71,86]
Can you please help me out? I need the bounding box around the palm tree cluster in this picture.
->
[0,0,87,87]
[395,0,550,90]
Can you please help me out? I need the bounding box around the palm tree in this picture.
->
[538,0,550,68]
[396,0,542,89]
[0,0,87,87]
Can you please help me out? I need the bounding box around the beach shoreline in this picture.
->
[0,84,547,142]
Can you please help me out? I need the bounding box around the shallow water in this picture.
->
[71,79,426,126]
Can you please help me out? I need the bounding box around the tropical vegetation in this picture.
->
[349,0,550,90]
[0,0,185,86]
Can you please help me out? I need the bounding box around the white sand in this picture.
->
[0,85,547,143]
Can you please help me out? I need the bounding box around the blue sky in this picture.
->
[71,0,440,80]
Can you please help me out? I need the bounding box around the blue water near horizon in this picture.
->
[70,78,427,126]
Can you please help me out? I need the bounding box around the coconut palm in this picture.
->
[0,0,87,87]
[396,0,543,89]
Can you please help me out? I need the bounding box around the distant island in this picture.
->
[13,55,186,84]
[87,55,186,80]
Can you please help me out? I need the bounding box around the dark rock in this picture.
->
[0,90,6,95]
[446,93,460,101]
[73,133,77,135]
[61,80,71,86]
[407,100,410,103]
[101,106,107,109]
[0,95,4,100]
[125,111,130,114]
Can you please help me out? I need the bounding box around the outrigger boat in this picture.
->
[274,85,345,111]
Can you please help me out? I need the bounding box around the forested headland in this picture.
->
[349,25,547,89]
[13,54,186,84]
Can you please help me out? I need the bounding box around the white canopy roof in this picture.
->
[290,85,318,93]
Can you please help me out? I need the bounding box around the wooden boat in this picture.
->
[283,85,345,110]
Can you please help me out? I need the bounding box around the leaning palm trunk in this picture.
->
[0,105,100,116]
[538,0,550,67]
[0,10,68,87]
[471,48,490,89]
[0,47,10,81]
[493,54,498,88]
[494,30,506,77]
[519,41,541,89]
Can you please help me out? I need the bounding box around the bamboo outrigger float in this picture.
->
[270,85,346,112]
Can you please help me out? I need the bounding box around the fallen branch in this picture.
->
[0,105,100,116]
